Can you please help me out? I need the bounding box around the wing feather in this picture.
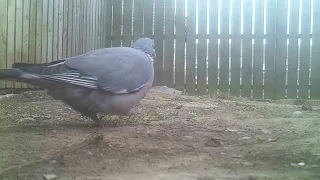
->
[41,72,98,89]
[64,47,154,94]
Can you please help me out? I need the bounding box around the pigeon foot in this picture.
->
[128,106,143,118]
[96,114,121,128]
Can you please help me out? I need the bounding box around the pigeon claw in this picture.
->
[97,114,120,128]
[128,106,142,118]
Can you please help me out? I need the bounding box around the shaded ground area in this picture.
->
[0,87,319,180]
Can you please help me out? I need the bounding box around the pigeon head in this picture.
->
[132,38,156,61]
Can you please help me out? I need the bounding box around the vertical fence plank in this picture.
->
[86,0,91,50]
[42,0,48,64]
[230,0,241,97]
[175,0,186,91]
[196,0,207,94]
[104,1,112,47]
[58,0,63,58]
[6,0,16,88]
[77,0,81,52]
[133,0,143,42]
[252,0,264,99]
[95,0,99,49]
[47,0,53,62]
[219,0,230,94]
[299,0,311,99]
[208,0,219,95]
[89,0,93,50]
[163,0,174,88]
[242,0,253,98]
[153,0,165,86]
[99,0,104,49]
[53,0,59,60]
[287,0,299,99]
[143,0,153,38]
[77,0,82,53]
[62,0,68,57]
[67,0,73,56]
[92,0,97,49]
[15,0,23,88]
[264,0,276,99]
[28,0,36,89]
[274,0,288,100]
[96,0,101,49]
[105,0,112,48]
[72,0,77,54]
[311,0,320,99]
[186,0,197,94]
[82,0,87,52]
[96,0,100,49]
[35,0,43,65]
[113,0,122,47]
[22,0,31,88]
[0,0,8,88]
[123,0,133,47]
[28,0,36,65]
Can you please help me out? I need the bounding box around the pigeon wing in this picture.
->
[63,47,154,94]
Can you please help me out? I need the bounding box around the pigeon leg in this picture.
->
[128,106,143,118]
[97,114,120,128]
[81,112,101,127]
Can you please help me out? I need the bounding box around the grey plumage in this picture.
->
[0,37,155,126]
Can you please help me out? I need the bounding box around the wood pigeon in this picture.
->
[0,37,155,127]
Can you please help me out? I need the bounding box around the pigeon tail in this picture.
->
[12,59,65,69]
[0,68,58,89]
[0,69,25,80]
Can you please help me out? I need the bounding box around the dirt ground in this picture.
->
[0,86,319,180]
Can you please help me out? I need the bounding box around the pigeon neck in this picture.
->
[133,47,153,61]
[133,47,148,55]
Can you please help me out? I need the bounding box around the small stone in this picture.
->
[294,99,305,105]
[183,136,193,139]
[0,94,16,100]
[292,111,302,116]
[226,128,238,132]
[176,105,183,109]
[302,104,313,111]
[241,136,251,140]
[290,163,299,167]
[43,174,58,180]
[177,111,189,120]
[49,160,57,164]
[88,151,93,156]
[268,137,279,142]
[240,161,253,166]
[18,117,36,123]
[205,137,222,147]
[298,162,305,166]
[232,155,243,158]
[261,129,272,134]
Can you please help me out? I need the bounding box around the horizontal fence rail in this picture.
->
[0,0,319,100]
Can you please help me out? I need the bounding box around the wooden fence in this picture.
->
[0,0,112,89]
[0,0,320,100]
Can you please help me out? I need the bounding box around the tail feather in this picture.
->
[0,69,23,80]
[12,59,65,69]
[0,59,70,89]
[0,69,63,88]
